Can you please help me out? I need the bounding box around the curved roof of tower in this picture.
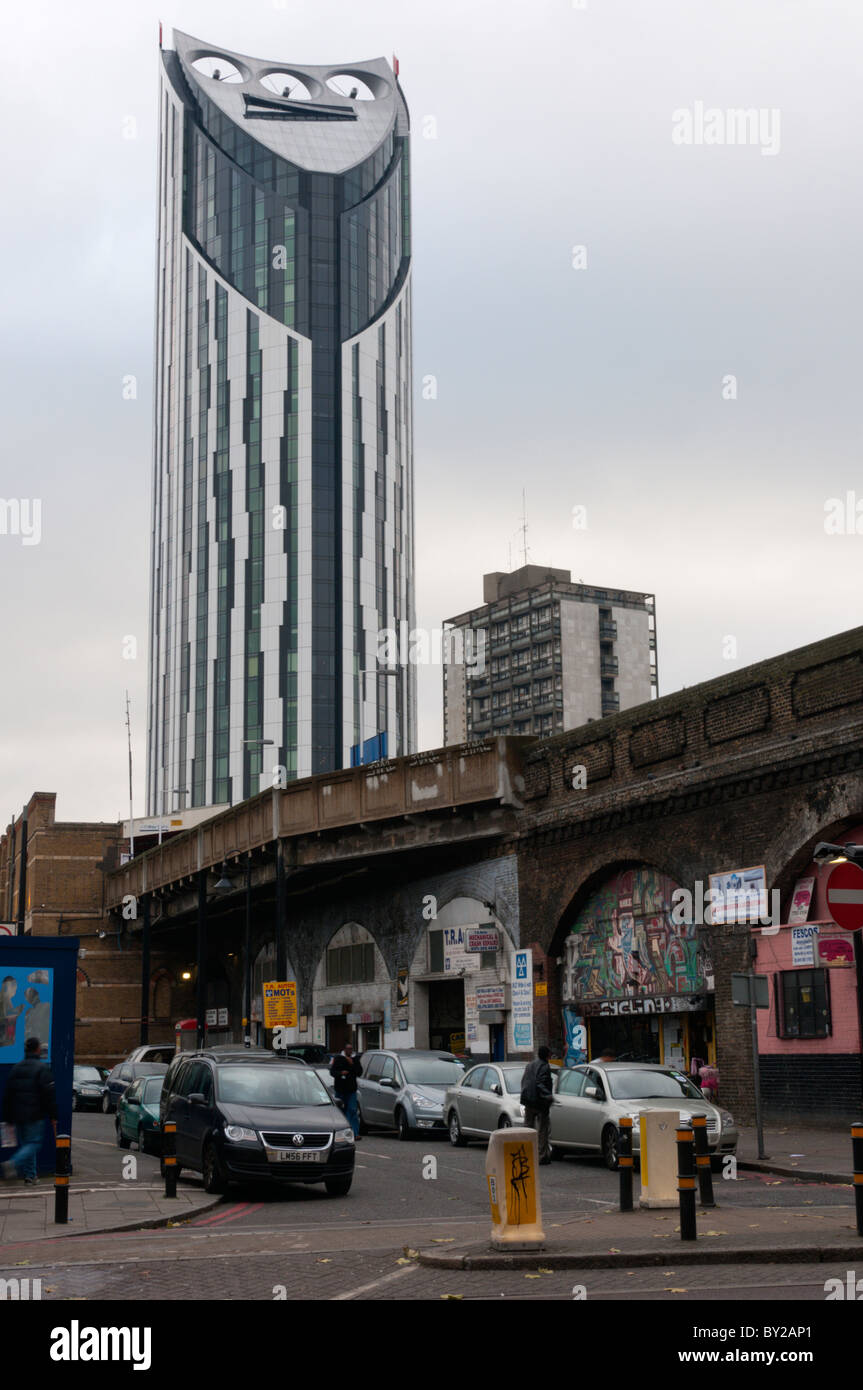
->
[172,30,406,175]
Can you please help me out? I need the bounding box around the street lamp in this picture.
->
[813,841,863,866]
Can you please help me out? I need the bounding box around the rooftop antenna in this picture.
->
[125,691,134,860]
[519,489,530,567]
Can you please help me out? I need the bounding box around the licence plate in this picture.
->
[267,1149,323,1163]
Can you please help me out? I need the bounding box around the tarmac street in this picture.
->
[0,1112,859,1304]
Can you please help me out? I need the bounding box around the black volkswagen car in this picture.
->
[158,1049,355,1196]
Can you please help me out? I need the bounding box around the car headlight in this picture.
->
[223,1125,259,1144]
[335,1128,355,1144]
[408,1092,439,1109]
[517,1105,525,1119]
[721,1111,735,1129]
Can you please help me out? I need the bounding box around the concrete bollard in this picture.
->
[639,1111,679,1208]
[486,1125,545,1249]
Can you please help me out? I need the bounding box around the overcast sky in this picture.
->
[1,0,861,824]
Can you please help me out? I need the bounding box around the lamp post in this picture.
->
[196,861,236,1048]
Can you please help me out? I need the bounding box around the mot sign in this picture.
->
[825,861,863,931]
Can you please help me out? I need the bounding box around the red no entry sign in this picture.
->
[825,861,863,931]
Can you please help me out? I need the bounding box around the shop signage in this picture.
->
[787,877,815,925]
[396,967,409,1008]
[817,935,855,967]
[510,949,533,1048]
[262,980,297,1028]
[708,864,768,924]
[475,985,505,1009]
[217,1007,228,1027]
[582,994,708,1017]
[466,928,499,953]
[346,1012,381,1024]
[791,924,818,966]
[443,926,475,975]
[535,982,547,997]
[205,1008,217,1026]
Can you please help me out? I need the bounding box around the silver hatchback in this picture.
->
[443,1063,531,1145]
[549,1062,738,1169]
[357,1051,465,1139]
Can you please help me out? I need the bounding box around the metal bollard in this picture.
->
[618,1116,634,1212]
[54,1133,71,1225]
[691,1114,716,1208]
[853,1120,863,1238]
[676,1127,697,1241]
[163,1121,177,1199]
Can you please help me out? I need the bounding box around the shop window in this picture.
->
[777,969,831,1039]
[326,942,374,986]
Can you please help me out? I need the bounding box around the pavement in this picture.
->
[737,1122,859,1183]
[0,1178,219,1243]
[418,1122,863,1271]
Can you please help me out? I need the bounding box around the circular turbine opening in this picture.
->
[192,56,244,84]
[326,74,376,101]
[261,72,313,100]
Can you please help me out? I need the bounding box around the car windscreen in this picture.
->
[607,1069,704,1101]
[400,1057,466,1085]
[216,1065,332,1107]
[74,1067,102,1082]
[133,1064,168,1077]
[141,1078,164,1103]
[501,1067,526,1094]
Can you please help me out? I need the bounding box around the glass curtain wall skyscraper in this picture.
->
[146,31,415,814]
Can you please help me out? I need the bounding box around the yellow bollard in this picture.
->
[486,1126,545,1250]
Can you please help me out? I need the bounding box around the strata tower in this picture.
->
[146,31,415,813]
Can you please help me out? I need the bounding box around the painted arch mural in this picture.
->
[562,866,707,1004]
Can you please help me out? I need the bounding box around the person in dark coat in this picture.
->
[329,1044,363,1139]
[1,1036,57,1183]
[520,1045,555,1164]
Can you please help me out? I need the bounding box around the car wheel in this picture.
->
[202,1141,227,1195]
[102,1093,112,1115]
[324,1175,352,1197]
[396,1108,413,1142]
[448,1110,467,1147]
[601,1124,620,1171]
[115,1120,131,1150]
[137,1127,150,1154]
[498,1115,512,1128]
[550,1145,565,1161]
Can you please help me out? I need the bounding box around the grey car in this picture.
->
[549,1062,739,1170]
[357,1050,465,1139]
[443,1063,532,1145]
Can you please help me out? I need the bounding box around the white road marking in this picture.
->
[331,1263,418,1300]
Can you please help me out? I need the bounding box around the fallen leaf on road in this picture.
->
[748,1224,760,1229]
[626,1272,635,1277]
[524,1274,541,1279]
[608,1247,621,1253]
[537,1268,553,1274]
[431,1238,455,1244]
[768,1181,783,1186]
[652,1233,671,1239]
[440,1294,463,1300]
[395,1258,413,1266]
[668,1288,688,1293]
[317,1258,332,1264]
[403,1248,418,1258]
[704,1231,727,1236]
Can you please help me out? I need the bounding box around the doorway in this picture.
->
[427,979,464,1053]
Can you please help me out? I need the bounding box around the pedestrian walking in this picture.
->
[520,1045,555,1164]
[1,1036,57,1184]
[329,1044,363,1140]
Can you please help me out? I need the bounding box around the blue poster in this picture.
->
[563,1008,586,1068]
[0,967,53,1060]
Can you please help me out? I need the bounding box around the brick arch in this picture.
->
[150,968,173,1023]
[766,807,863,906]
[312,920,386,990]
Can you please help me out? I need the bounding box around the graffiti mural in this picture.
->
[562,867,706,1003]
